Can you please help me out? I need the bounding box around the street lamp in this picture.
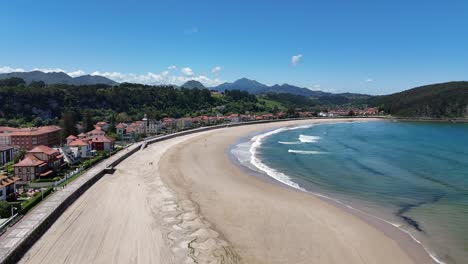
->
[10,206,17,218]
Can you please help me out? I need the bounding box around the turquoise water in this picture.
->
[248,121,468,264]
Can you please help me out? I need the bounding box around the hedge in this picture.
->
[20,188,54,215]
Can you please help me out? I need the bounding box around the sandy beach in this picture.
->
[20,119,435,263]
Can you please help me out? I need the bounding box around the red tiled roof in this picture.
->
[0,145,13,151]
[8,126,61,136]
[90,135,114,143]
[13,154,46,167]
[66,135,77,140]
[0,175,19,188]
[116,123,126,129]
[68,139,90,147]
[28,145,59,156]
[87,129,105,134]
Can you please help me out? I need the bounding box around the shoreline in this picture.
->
[159,118,437,264]
[227,120,441,264]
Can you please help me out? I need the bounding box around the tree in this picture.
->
[14,150,26,163]
[116,112,130,123]
[60,111,77,139]
[82,110,94,132]
[0,201,10,218]
[29,81,46,89]
[0,77,25,87]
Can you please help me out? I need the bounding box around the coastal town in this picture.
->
[0,106,381,214]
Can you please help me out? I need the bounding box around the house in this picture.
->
[86,128,106,138]
[142,114,162,134]
[176,118,193,130]
[55,147,80,165]
[261,113,275,120]
[0,174,19,201]
[95,122,110,132]
[68,128,114,153]
[68,139,93,158]
[0,145,14,166]
[228,114,240,123]
[66,135,77,145]
[275,112,287,119]
[89,135,115,151]
[13,145,64,182]
[162,118,176,131]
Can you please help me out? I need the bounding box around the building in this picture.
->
[228,114,240,123]
[0,174,19,201]
[89,136,114,151]
[142,114,162,134]
[162,118,176,131]
[0,145,14,166]
[67,128,114,153]
[0,126,62,150]
[68,139,93,158]
[95,122,110,132]
[116,115,162,141]
[0,127,15,145]
[86,128,106,138]
[13,145,64,182]
[176,118,193,130]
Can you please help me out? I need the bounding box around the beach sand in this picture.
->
[20,119,435,263]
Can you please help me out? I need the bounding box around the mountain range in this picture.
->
[212,78,329,97]
[0,71,118,85]
[1,71,370,98]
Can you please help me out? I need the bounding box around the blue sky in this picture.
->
[1,0,467,94]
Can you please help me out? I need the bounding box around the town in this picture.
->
[0,106,381,216]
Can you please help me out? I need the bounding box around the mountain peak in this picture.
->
[181,80,206,89]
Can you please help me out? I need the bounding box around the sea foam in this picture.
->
[288,149,328,155]
[298,134,321,143]
[278,141,302,145]
[249,127,306,191]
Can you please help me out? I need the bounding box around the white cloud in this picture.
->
[365,78,374,83]
[211,66,222,74]
[168,65,177,70]
[0,66,26,73]
[181,67,194,76]
[68,70,86,77]
[0,65,224,87]
[291,54,303,66]
[313,84,321,89]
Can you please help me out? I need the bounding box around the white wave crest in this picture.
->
[278,141,302,145]
[288,149,328,155]
[249,128,306,191]
[298,134,321,143]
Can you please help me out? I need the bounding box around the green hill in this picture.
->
[369,81,468,118]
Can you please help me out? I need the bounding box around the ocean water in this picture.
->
[231,121,468,264]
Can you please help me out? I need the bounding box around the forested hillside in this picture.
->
[0,78,277,127]
[369,82,468,117]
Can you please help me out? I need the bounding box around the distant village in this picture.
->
[0,107,380,204]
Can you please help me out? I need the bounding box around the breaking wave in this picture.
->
[298,135,321,143]
[288,149,328,155]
